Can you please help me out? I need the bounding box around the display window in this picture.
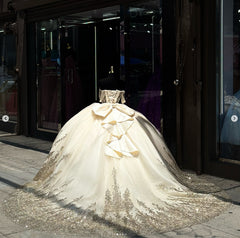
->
[217,0,240,161]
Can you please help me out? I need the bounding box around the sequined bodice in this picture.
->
[99,89,126,104]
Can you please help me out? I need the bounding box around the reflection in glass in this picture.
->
[0,30,17,124]
[218,0,240,160]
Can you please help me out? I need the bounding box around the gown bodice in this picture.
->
[99,89,126,104]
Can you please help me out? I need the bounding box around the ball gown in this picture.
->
[3,90,229,237]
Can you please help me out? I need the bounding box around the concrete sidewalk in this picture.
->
[0,134,240,238]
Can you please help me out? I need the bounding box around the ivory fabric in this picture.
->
[3,90,229,237]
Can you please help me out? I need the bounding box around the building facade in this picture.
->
[0,0,239,180]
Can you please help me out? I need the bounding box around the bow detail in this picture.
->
[92,103,139,159]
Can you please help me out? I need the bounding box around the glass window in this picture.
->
[0,28,17,126]
[218,0,240,161]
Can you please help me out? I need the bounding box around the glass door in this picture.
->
[0,28,18,133]
[60,24,95,122]
[60,6,120,123]
[36,19,61,132]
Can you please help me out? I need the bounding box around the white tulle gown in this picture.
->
[3,90,229,237]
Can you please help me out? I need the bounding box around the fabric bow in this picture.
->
[92,103,139,159]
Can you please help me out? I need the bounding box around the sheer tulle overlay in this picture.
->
[3,90,229,237]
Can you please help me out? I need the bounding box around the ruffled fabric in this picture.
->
[92,103,138,159]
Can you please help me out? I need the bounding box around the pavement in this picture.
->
[0,133,240,238]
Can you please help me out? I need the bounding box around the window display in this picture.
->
[35,1,162,134]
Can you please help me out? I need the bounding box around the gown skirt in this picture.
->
[3,90,229,237]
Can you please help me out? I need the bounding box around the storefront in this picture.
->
[0,0,239,180]
[25,0,176,146]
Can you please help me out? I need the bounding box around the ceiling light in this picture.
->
[82,21,95,25]
[103,16,120,21]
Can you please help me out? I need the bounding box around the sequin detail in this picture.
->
[1,92,231,237]
[3,168,230,237]
[99,90,126,104]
